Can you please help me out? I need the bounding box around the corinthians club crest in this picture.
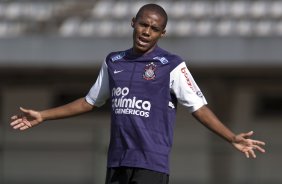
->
[143,62,156,80]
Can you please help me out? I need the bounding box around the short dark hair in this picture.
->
[135,4,168,29]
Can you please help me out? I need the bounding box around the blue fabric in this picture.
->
[106,46,183,174]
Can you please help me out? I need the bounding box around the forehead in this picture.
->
[136,10,165,27]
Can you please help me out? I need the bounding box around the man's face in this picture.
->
[131,10,166,54]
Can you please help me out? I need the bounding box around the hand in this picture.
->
[232,131,266,158]
[10,107,43,131]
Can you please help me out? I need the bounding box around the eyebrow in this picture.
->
[138,19,164,30]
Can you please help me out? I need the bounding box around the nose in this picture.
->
[142,27,150,36]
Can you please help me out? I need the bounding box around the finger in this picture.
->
[11,115,19,120]
[242,131,254,138]
[20,125,30,131]
[245,151,250,158]
[13,122,25,129]
[253,145,266,153]
[22,119,32,127]
[20,107,30,114]
[249,149,256,158]
[252,140,266,146]
[10,119,23,126]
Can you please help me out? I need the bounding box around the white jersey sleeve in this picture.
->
[170,62,207,112]
[85,61,110,107]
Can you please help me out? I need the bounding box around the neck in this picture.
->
[132,45,158,56]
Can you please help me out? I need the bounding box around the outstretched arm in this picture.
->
[192,105,266,158]
[10,97,94,131]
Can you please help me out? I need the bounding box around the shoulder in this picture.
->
[105,49,129,63]
[155,47,184,69]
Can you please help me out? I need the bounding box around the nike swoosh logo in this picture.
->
[114,70,124,74]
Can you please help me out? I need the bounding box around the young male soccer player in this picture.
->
[10,4,265,184]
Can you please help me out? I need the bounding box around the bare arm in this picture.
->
[192,105,265,158]
[10,97,94,130]
[40,97,94,121]
[192,105,236,143]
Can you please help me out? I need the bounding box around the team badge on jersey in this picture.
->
[143,62,156,80]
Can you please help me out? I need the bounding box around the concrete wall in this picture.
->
[1,37,282,67]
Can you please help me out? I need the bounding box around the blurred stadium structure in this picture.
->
[1,0,282,37]
[0,1,282,184]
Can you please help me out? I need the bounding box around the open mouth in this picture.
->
[137,37,150,47]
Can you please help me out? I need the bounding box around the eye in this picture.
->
[139,22,148,27]
[152,27,161,32]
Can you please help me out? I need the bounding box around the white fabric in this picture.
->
[170,62,207,112]
[85,61,110,107]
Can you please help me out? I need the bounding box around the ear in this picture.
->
[161,29,166,38]
[131,17,136,28]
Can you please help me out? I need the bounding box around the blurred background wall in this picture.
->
[0,0,282,184]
